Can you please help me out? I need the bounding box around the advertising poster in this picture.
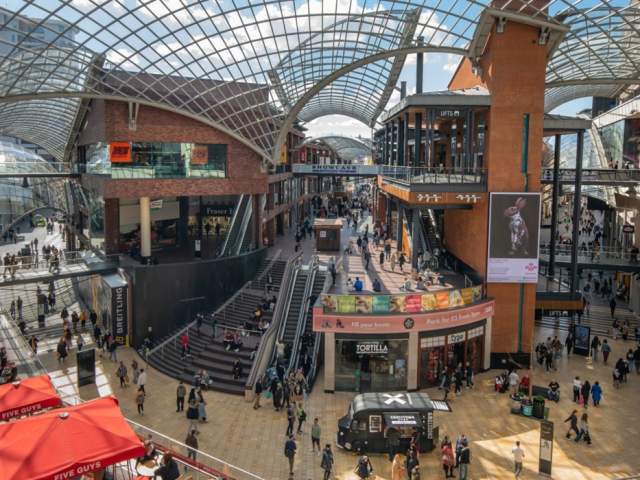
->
[372,295,390,313]
[421,293,438,311]
[461,288,474,305]
[436,292,450,309]
[355,295,372,313]
[337,295,356,313]
[404,295,422,313]
[487,192,541,283]
[390,295,406,312]
[191,144,209,165]
[449,289,464,307]
[573,325,591,356]
[322,295,337,312]
[472,285,483,302]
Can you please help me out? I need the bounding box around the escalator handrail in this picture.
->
[287,262,317,376]
[219,194,245,257]
[245,250,301,392]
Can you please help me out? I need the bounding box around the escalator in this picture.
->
[278,269,309,365]
[220,195,252,257]
[422,210,442,253]
[297,269,327,388]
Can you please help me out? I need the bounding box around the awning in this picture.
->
[383,412,421,428]
[0,396,145,480]
[430,400,452,412]
[0,375,61,421]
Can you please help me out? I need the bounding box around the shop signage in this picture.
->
[313,300,494,334]
[109,142,131,163]
[191,144,209,165]
[386,414,418,426]
[437,109,463,118]
[112,285,128,345]
[369,415,382,433]
[292,163,379,176]
[356,342,388,355]
[539,420,554,475]
[623,224,635,234]
[447,332,466,344]
[149,199,163,210]
[1,402,44,420]
[203,205,234,217]
[427,411,433,439]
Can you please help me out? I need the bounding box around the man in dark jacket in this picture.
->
[253,378,263,409]
[458,439,471,480]
[284,435,297,477]
[154,453,180,480]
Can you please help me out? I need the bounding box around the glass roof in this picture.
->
[304,135,373,162]
[0,1,637,161]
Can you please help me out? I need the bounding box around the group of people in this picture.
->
[440,434,471,480]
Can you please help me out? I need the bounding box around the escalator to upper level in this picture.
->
[219,194,252,257]
[280,269,309,357]
[297,269,327,388]
[421,210,442,254]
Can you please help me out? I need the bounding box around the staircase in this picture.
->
[250,259,286,293]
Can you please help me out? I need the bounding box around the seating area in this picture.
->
[146,256,286,395]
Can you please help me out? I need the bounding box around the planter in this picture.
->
[521,404,533,416]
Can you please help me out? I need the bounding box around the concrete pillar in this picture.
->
[324,332,335,393]
[398,117,405,167]
[570,130,584,294]
[483,317,492,370]
[548,134,561,276]
[411,209,420,268]
[408,332,419,391]
[414,112,422,167]
[140,196,151,259]
[178,196,189,247]
[403,112,409,167]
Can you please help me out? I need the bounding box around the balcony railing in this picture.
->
[381,165,487,185]
[85,161,226,179]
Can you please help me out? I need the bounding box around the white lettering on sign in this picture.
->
[54,461,102,480]
[455,194,481,203]
[417,193,442,203]
[447,332,466,344]
[356,342,388,355]
[0,403,43,420]
[389,415,417,425]
[383,393,407,405]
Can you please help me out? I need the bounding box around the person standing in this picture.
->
[591,381,602,407]
[379,250,385,268]
[387,426,401,462]
[590,336,601,361]
[185,429,198,461]
[108,338,118,362]
[458,439,471,480]
[311,418,321,454]
[581,380,591,408]
[572,376,582,403]
[575,413,591,444]
[284,435,297,477]
[465,362,474,388]
[135,387,145,415]
[137,368,147,393]
[180,332,190,359]
[253,377,263,409]
[355,454,373,479]
[176,381,186,412]
[320,444,333,480]
[198,397,207,423]
[286,403,295,437]
[117,361,128,388]
[512,441,525,479]
[508,370,520,396]
[186,396,199,434]
[602,340,611,364]
[297,405,307,433]
[565,409,579,439]
[609,296,617,319]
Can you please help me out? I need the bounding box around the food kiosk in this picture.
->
[337,392,450,453]
[314,218,342,251]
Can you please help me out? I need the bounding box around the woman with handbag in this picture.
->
[355,454,373,479]
[441,442,455,478]
[186,397,199,433]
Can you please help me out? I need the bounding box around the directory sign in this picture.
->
[539,420,554,475]
[487,192,541,283]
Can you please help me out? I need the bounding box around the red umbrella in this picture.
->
[0,396,145,480]
[0,374,61,421]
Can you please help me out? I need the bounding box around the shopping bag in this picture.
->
[265,391,272,399]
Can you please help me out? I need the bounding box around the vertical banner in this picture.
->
[573,325,591,356]
[487,192,541,283]
[539,420,554,476]
[111,285,128,346]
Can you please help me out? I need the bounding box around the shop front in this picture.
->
[335,336,408,392]
[419,322,485,388]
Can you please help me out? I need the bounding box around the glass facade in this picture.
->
[335,337,408,392]
[599,121,625,168]
[85,142,227,179]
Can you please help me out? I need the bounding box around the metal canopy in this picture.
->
[0,1,637,162]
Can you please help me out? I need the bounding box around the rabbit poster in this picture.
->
[487,192,541,283]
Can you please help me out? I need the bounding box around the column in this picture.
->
[414,112,422,167]
[396,201,404,251]
[464,109,473,169]
[425,109,434,167]
[411,208,420,268]
[140,196,151,259]
[408,332,419,391]
[177,196,189,248]
[397,117,405,167]
[383,124,390,164]
[570,130,584,294]
[104,198,120,255]
[402,112,409,166]
[483,317,492,370]
[386,196,392,231]
[548,134,561,276]
[392,120,398,165]
[324,332,335,393]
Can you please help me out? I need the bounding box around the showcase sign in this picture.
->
[487,192,541,283]
[313,300,495,334]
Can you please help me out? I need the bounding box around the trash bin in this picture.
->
[533,396,546,419]
[521,400,533,417]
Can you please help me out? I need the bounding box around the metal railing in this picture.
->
[381,165,487,184]
[541,167,640,183]
[0,251,119,282]
[86,161,226,179]
[307,267,331,389]
[0,310,49,378]
[540,245,639,263]
[245,251,302,395]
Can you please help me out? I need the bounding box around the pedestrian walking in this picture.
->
[176,381,186,412]
[565,409,579,439]
[591,381,602,407]
[441,441,454,478]
[198,397,207,423]
[311,417,321,454]
[320,444,334,480]
[186,396,199,433]
[572,376,581,403]
[137,368,147,393]
[590,336,600,361]
[458,439,471,480]
[76,332,84,351]
[512,441,524,479]
[379,250,384,267]
[136,387,145,415]
[108,339,118,362]
[116,361,128,388]
[284,435,297,477]
[253,377,263,409]
[185,429,198,461]
[355,454,373,479]
[575,413,591,444]
[581,380,591,408]
[602,340,611,364]
[609,296,617,318]
[286,404,295,436]
[387,426,401,461]
[297,405,307,433]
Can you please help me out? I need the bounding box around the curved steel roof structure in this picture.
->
[303,135,373,162]
[0,1,637,162]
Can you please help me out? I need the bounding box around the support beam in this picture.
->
[140,196,151,259]
[570,131,584,294]
[548,134,561,276]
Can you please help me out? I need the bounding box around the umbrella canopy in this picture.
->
[0,396,145,480]
[0,375,61,421]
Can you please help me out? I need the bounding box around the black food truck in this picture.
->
[337,392,450,454]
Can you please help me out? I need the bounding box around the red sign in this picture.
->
[109,142,131,163]
[313,300,495,334]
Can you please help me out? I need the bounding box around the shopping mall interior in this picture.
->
[0,1,639,479]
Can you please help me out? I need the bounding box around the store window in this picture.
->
[466,326,484,373]
[335,338,407,392]
[419,336,445,388]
